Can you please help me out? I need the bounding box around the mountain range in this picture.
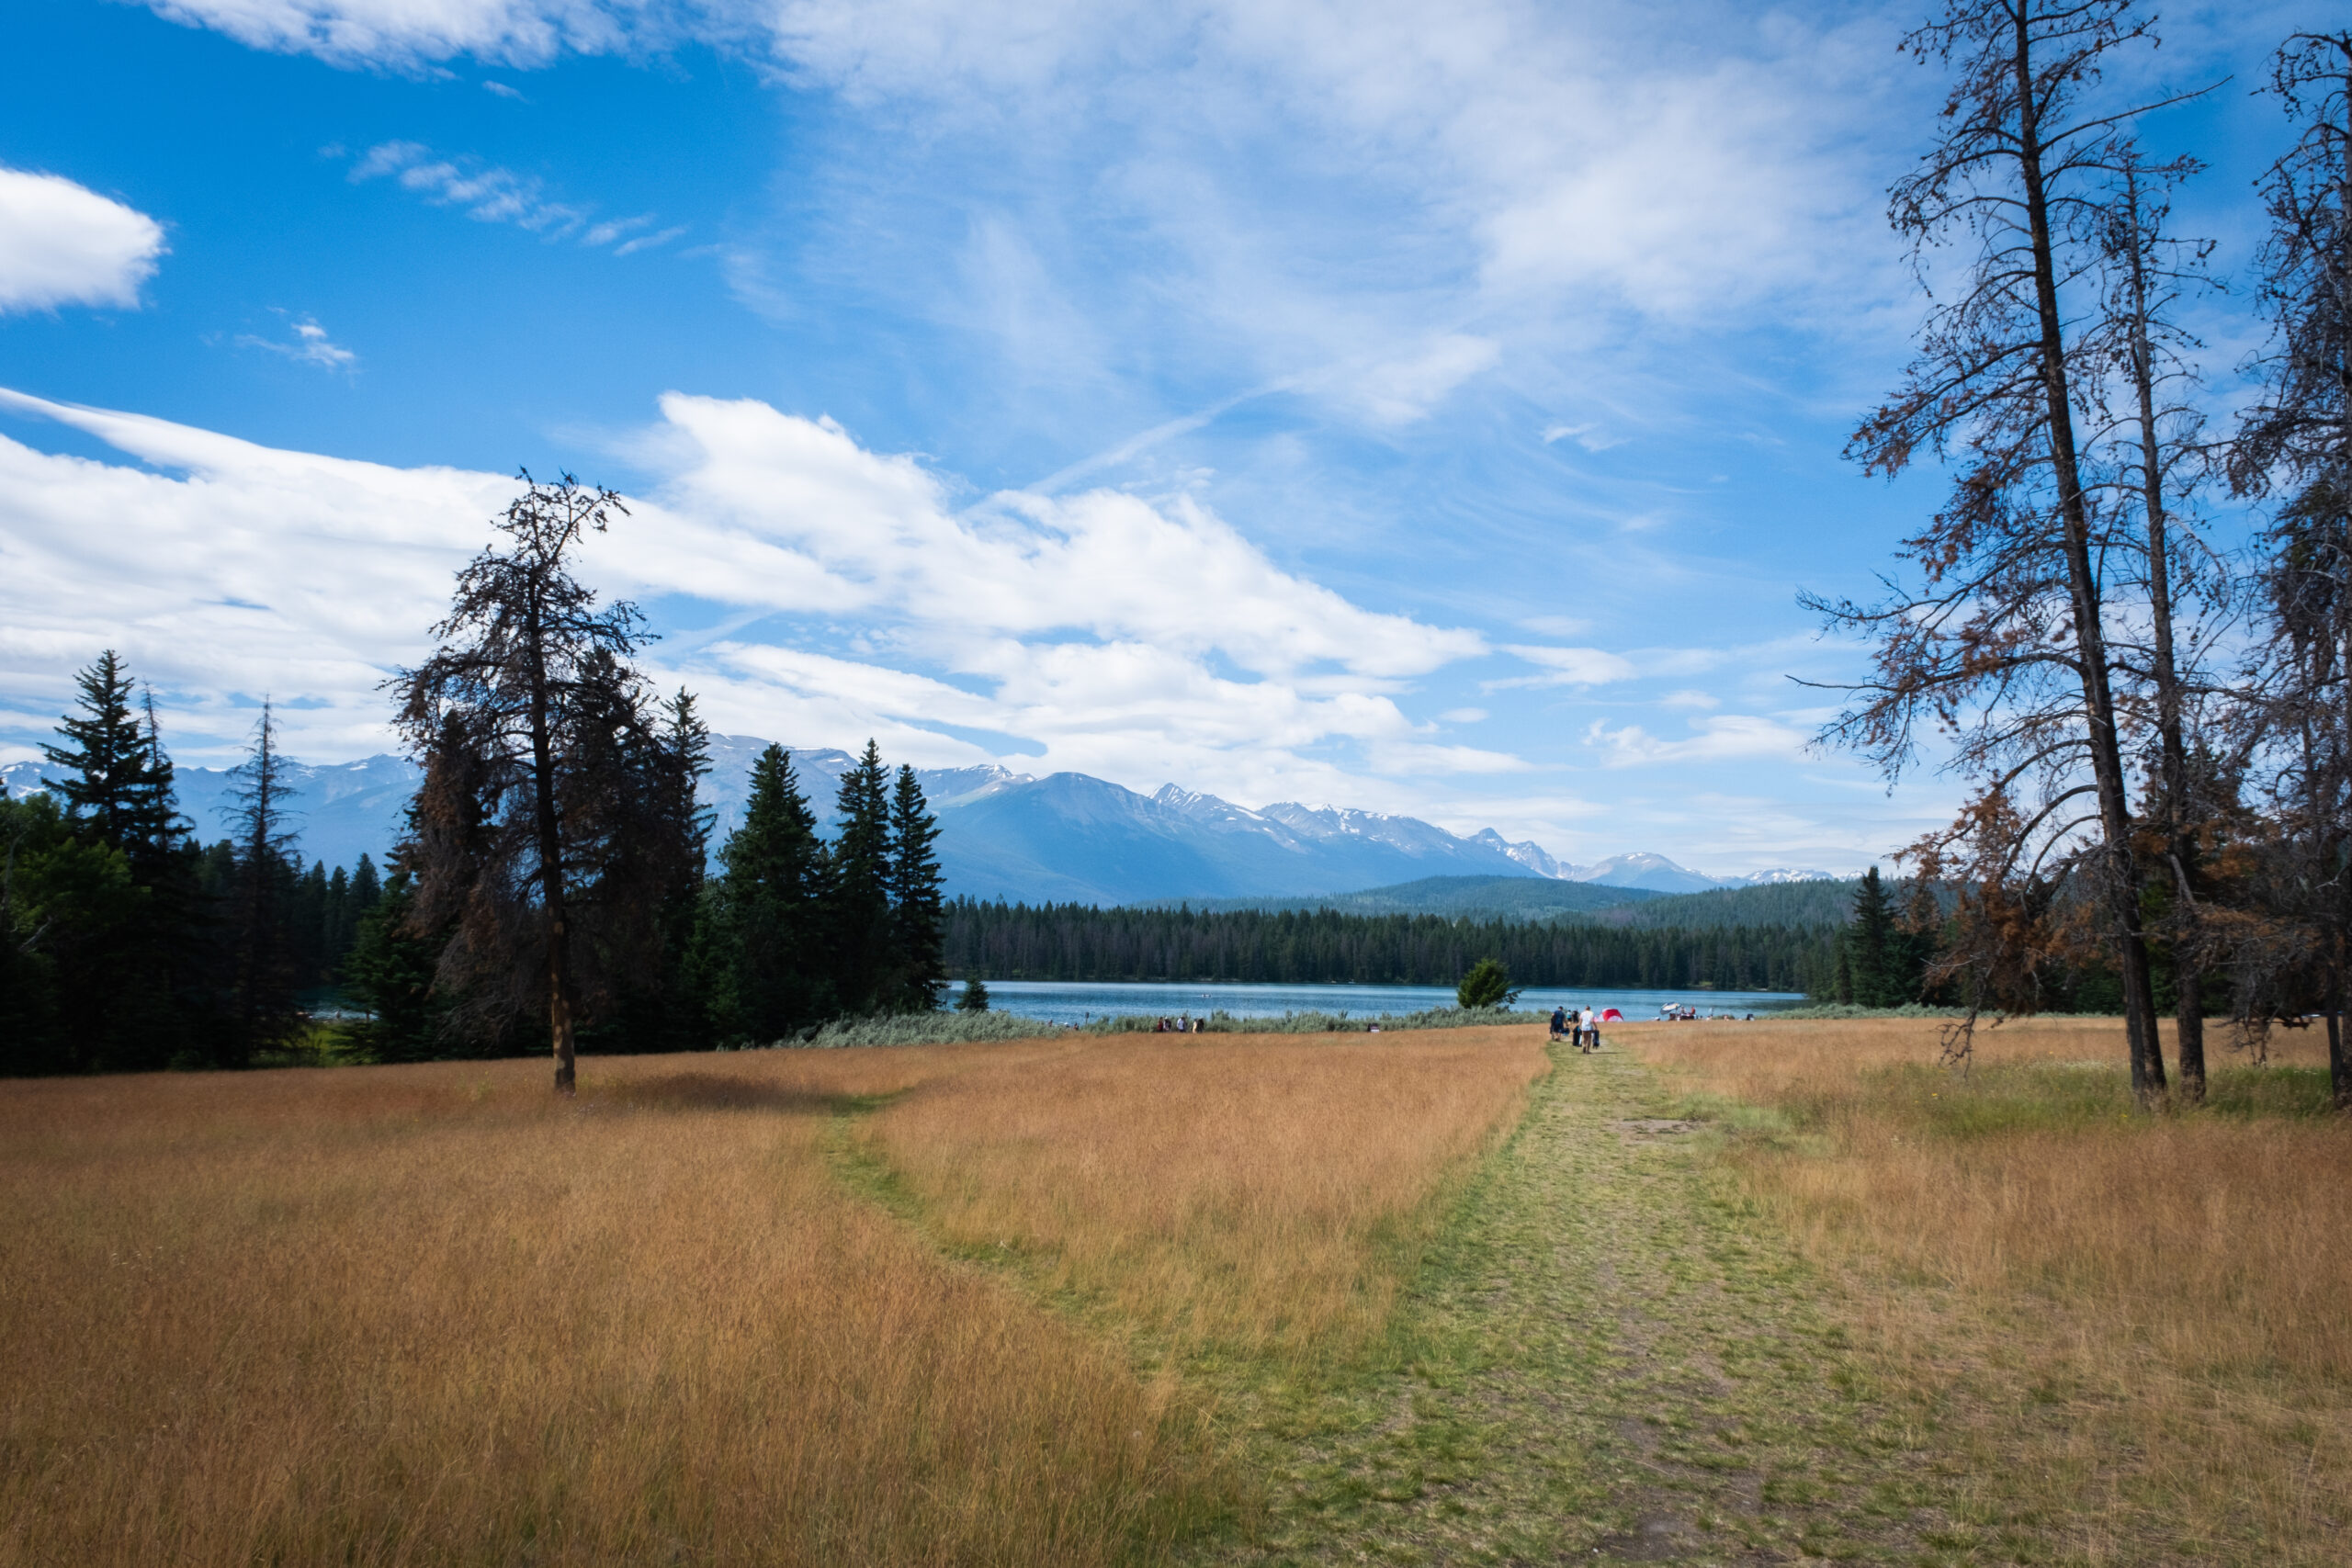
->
[3,735,1838,906]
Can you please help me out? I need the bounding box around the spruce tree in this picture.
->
[350,853,382,916]
[28,653,212,1072]
[828,739,894,1014]
[41,651,178,865]
[342,868,447,1063]
[887,763,945,1012]
[956,976,990,1013]
[710,745,833,1041]
[322,864,354,976]
[1848,868,1896,1007]
[224,702,305,1065]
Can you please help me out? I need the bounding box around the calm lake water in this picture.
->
[962,979,1804,1028]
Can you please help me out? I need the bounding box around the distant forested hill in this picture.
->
[1148,873,1858,930]
[1156,874,1663,919]
[945,899,1836,992]
[1591,879,1860,930]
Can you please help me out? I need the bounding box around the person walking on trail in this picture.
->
[1578,1007,1599,1053]
[1549,1006,1568,1042]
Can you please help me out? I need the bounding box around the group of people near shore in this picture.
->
[1152,1015,1202,1032]
[1548,1006,1601,1053]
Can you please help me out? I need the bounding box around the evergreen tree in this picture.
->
[0,793,140,1075]
[21,653,213,1072]
[588,690,715,1052]
[341,867,447,1063]
[321,863,354,977]
[1456,956,1516,1010]
[887,763,945,1012]
[710,745,832,1042]
[956,976,990,1013]
[350,852,382,914]
[40,651,179,868]
[1847,868,1896,1006]
[289,859,331,987]
[828,739,894,1014]
[224,702,305,1065]
[1838,866,1935,1008]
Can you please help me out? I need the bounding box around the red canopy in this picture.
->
[1600,1008,1623,1022]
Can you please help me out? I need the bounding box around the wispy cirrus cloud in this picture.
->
[141,0,727,69]
[1495,645,1638,689]
[346,140,682,253]
[233,310,357,370]
[1584,714,1810,769]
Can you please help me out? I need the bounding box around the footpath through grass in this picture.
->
[1194,1039,1962,1566]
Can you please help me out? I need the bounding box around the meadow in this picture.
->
[1634,1015,2352,1564]
[0,1032,1544,1566]
[1,1015,2345,1565]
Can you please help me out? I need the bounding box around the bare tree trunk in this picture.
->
[2013,12,2166,1105]
[526,589,577,1096]
[2330,984,2350,1111]
[2118,165,2206,1101]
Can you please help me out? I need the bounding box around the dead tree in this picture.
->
[2085,151,2229,1099]
[390,473,692,1094]
[1806,0,2200,1107]
[2230,32,2352,1111]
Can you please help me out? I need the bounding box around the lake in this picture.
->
[962,979,1804,1027]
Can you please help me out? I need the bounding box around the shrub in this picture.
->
[1455,957,1517,1010]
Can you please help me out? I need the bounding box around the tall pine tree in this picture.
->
[709,745,833,1042]
[887,763,945,1012]
[224,701,305,1065]
[828,739,894,1015]
[40,651,180,869]
[17,653,213,1073]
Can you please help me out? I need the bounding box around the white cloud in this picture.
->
[1541,423,1624,453]
[638,391,1484,680]
[763,0,1900,319]
[1585,714,1809,769]
[0,388,1487,802]
[141,0,709,69]
[234,312,358,370]
[1333,334,1499,425]
[0,167,167,314]
[1498,644,1638,687]
[346,141,681,252]
[153,2,1902,333]
[613,225,686,256]
[351,140,587,234]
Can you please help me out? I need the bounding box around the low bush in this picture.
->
[759,1005,1537,1049]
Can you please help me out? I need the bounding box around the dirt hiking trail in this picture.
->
[1213,1038,1959,1567]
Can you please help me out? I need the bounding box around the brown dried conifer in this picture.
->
[390,473,699,1093]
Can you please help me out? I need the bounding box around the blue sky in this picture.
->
[0,0,2324,874]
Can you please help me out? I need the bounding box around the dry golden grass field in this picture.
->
[1627,1015,2352,1563]
[0,1032,1544,1567]
[1,1016,2346,1566]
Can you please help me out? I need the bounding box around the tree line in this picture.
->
[1811,6,2352,1107]
[0,655,376,1073]
[943,898,1837,993]
[4,477,947,1087]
